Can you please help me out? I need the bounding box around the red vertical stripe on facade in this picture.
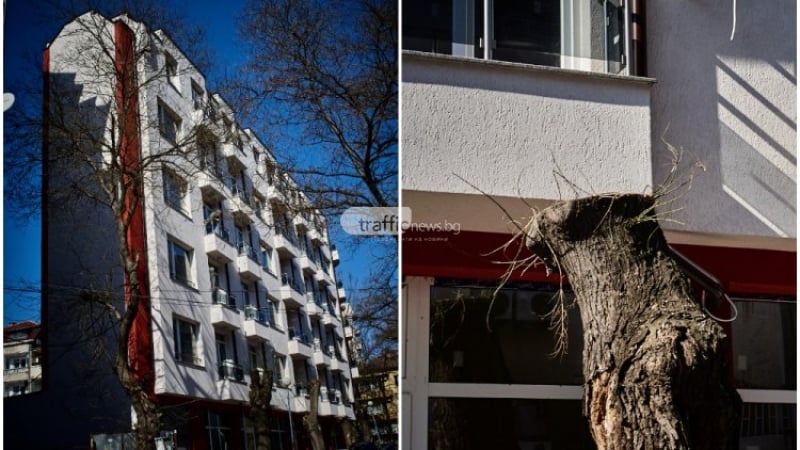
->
[41,47,51,391]
[114,20,154,393]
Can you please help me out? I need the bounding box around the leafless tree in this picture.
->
[5,2,209,449]
[525,193,740,449]
[233,0,397,214]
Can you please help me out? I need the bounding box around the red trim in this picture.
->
[403,230,796,296]
[114,20,154,393]
[41,47,51,392]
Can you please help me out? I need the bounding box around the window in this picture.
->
[429,285,583,385]
[168,239,194,287]
[4,382,28,397]
[163,169,188,213]
[4,356,28,372]
[164,52,179,90]
[273,353,287,385]
[173,316,200,365]
[402,0,628,74]
[191,81,204,110]
[158,100,181,144]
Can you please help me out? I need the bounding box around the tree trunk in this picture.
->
[303,379,326,450]
[339,418,356,448]
[250,369,274,450]
[526,194,740,450]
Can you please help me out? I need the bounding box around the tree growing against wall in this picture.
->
[5,3,208,449]
[525,193,741,449]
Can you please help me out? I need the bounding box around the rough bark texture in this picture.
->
[250,369,274,450]
[303,379,326,450]
[339,418,356,448]
[526,194,740,450]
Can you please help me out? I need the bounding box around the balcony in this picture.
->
[204,226,236,263]
[322,311,337,327]
[237,242,262,281]
[197,169,226,201]
[218,360,245,382]
[243,305,274,341]
[287,332,313,359]
[293,213,310,232]
[216,361,248,402]
[210,288,242,328]
[308,228,324,245]
[280,274,306,308]
[331,246,340,266]
[222,141,247,172]
[337,282,346,301]
[312,340,331,367]
[296,256,317,274]
[315,269,333,287]
[306,296,324,317]
[273,228,301,258]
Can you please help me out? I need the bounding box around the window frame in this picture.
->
[162,168,189,214]
[157,99,181,144]
[173,316,201,366]
[168,238,195,288]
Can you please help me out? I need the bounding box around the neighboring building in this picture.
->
[402,1,795,449]
[6,11,356,450]
[354,360,399,444]
[3,321,43,397]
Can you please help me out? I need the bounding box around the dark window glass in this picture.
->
[739,403,796,450]
[428,398,596,450]
[429,285,584,385]
[731,298,796,390]
[402,0,453,54]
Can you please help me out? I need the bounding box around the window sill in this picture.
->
[165,202,192,221]
[175,359,204,370]
[170,276,198,292]
[402,50,656,86]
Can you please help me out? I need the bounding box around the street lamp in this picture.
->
[367,400,381,445]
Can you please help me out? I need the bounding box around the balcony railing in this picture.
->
[289,328,311,345]
[244,305,268,324]
[238,241,260,262]
[212,287,238,310]
[218,360,245,382]
[206,224,232,243]
[281,273,305,294]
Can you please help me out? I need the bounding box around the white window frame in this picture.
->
[404,277,798,449]
[168,238,194,288]
[157,100,181,144]
[162,168,188,213]
[173,316,200,366]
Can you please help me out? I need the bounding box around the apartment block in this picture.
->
[3,321,43,397]
[6,11,355,450]
[402,1,795,449]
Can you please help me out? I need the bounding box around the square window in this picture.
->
[168,239,194,288]
[158,100,181,144]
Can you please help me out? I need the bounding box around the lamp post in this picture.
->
[286,383,298,450]
[367,400,381,445]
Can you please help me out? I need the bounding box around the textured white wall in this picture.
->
[402,52,654,201]
[648,0,796,238]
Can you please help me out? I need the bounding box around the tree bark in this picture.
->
[339,418,356,448]
[303,379,326,450]
[526,194,740,450]
[250,369,274,450]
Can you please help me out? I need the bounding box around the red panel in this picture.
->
[115,20,154,393]
[403,230,796,295]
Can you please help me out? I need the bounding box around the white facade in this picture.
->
[402,1,796,449]
[10,11,355,450]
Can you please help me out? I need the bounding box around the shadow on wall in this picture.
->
[648,0,796,238]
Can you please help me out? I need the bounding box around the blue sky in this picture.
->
[3,0,393,325]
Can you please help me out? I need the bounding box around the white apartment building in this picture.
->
[402,1,795,449]
[5,11,356,450]
[3,321,43,398]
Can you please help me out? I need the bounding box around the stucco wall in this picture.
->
[648,0,796,238]
[402,52,654,201]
